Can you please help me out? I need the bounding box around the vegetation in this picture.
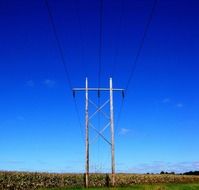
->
[159,171,199,176]
[1,171,199,190]
[183,171,199,176]
[39,184,199,190]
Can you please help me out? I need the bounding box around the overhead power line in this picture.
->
[44,0,73,90]
[115,0,158,135]
[98,0,103,90]
[97,0,104,170]
[73,0,87,77]
[44,0,84,142]
[112,0,125,82]
[125,0,158,94]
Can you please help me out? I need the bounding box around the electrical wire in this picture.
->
[73,0,87,78]
[98,0,103,90]
[44,0,84,142]
[97,0,104,172]
[115,96,125,136]
[115,0,158,136]
[45,0,158,172]
[73,98,84,141]
[45,0,73,90]
[112,0,125,83]
[125,0,158,94]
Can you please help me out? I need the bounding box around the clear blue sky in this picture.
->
[0,0,199,174]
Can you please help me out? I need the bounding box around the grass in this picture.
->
[39,183,199,190]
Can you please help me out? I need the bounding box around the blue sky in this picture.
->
[0,0,199,173]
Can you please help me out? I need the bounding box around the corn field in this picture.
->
[1,171,199,190]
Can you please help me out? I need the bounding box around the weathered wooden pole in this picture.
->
[110,78,115,186]
[85,77,89,187]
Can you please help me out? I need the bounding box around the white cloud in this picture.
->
[162,98,184,109]
[119,128,131,136]
[42,79,56,88]
[25,80,34,87]
[176,103,183,108]
[125,161,199,174]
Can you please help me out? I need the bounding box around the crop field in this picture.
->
[1,172,199,190]
[39,184,199,190]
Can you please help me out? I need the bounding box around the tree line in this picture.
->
[146,171,199,175]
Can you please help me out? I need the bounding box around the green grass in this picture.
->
[39,184,199,190]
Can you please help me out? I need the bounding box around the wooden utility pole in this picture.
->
[85,78,89,187]
[109,78,115,186]
[73,78,124,187]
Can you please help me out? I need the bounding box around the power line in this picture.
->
[125,0,158,94]
[45,0,73,90]
[98,0,103,90]
[115,0,158,135]
[113,0,125,136]
[73,0,87,77]
[72,0,86,141]
[45,0,158,170]
[73,98,84,141]
[44,0,84,142]
[112,0,125,83]
[97,0,104,171]
[115,96,125,136]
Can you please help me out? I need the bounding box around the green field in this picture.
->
[39,184,199,190]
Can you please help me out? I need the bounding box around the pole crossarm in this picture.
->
[73,88,124,91]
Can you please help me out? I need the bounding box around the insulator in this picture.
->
[73,90,75,98]
[122,90,125,99]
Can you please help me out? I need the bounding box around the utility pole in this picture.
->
[73,78,124,187]
[85,78,89,187]
[109,78,115,186]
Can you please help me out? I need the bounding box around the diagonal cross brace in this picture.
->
[91,122,111,145]
[88,99,110,121]
[88,99,110,120]
[89,122,111,145]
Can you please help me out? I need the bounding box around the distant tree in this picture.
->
[160,171,175,175]
[183,171,199,175]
